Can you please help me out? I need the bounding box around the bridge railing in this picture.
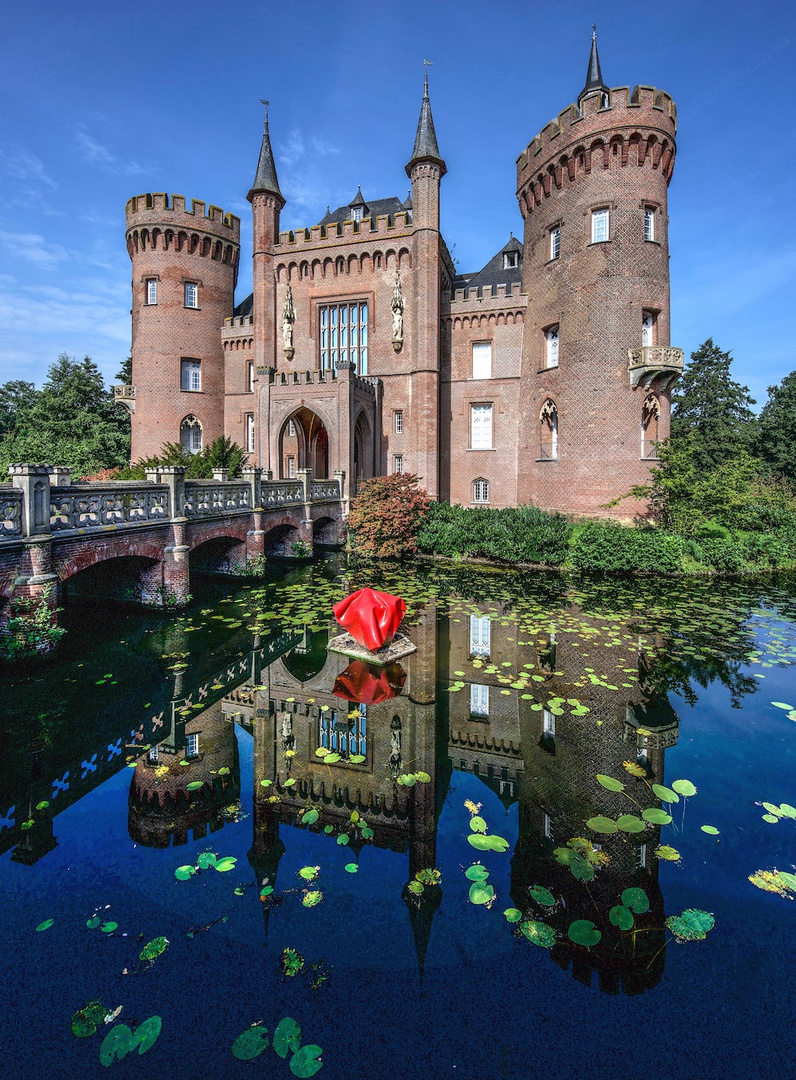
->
[0,487,23,537]
[183,481,252,517]
[50,483,169,531]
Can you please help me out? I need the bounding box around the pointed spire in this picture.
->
[579,25,610,102]
[248,100,284,205]
[406,66,446,178]
[349,185,368,209]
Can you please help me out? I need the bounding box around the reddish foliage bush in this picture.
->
[79,467,121,481]
[347,473,431,559]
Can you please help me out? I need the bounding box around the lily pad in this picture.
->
[651,783,680,804]
[465,864,490,881]
[621,887,650,914]
[666,908,715,942]
[567,919,601,947]
[185,781,204,792]
[771,701,795,710]
[503,908,523,923]
[35,800,50,811]
[232,1026,270,1061]
[139,936,169,961]
[469,816,487,834]
[284,778,297,787]
[596,774,624,792]
[529,885,555,906]
[616,814,646,833]
[672,779,697,797]
[280,948,305,977]
[131,1016,162,1055]
[274,1017,302,1059]
[642,807,672,825]
[260,779,273,787]
[302,890,323,908]
[196,852,217,869]
[299,866,319,881]
[701,825,720,835]
[100,1024,133,1066]
[344,863,358,873]
[100,921,118,934]
[748,869,796,899]
[324,753,341,764]
[397,773,416,787]
[302,809,319,825]
[71,1000,106,1038]
[35,918,54,932]
[406,880,423,895]
[214,856,237,872]
[175,865,195,881]
[655,845,681,862]
[609,904,634,930]
[349,754,366,763]
[86,916,102,929]
[360,826,374,840]
[468,881,495,906]
[519,920,555,948]
[587,816,618,835]
[290,1044,324,1078]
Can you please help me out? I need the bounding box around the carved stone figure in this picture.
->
[391,272,404,352]
[282,284,295,359]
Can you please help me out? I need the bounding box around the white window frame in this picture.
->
[545,326,559,369]
[351,205,364,223]
[394,455,404,474]
[180,415,202,454]
[469,615,491,657]
[470,404,493,450]
[470,683,490,718]
[287,419,296,437]
[473,478,489,504]
[184,282,198,308]
[186,732,199,758]
[542,709,556,736]
[148,744,159,763]
[550,226,560,260]
[288,456,296,478]
[319,301,368,374]
[591,208,609,244]
[245,413,255,453]
[544,812,554,840]
[503,251,518,269]
[642,311,655,347]
[145,278,157,305]
[180,359,201,392]
[644,206,655,242]
[394,410,403,434]
[636,843,648,869]
[472,342,492,380]
[247,361,254,393]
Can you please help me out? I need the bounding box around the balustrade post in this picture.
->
[5,464,60,655]
[159,466,187,520]
[242,466,262,508]
[211,468,229,482]
[333,469,346,502]
[297,468,312,504]
[8,463,52,538]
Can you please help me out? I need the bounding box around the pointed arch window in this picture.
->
[544,325,559,369]
[539,399,558,460]
[641,394,660,459]
[180,415,202,454]
[642,310,656,347]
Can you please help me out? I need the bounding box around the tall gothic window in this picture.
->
[245,413,255,453]
[180,415,202,454]
[545,325,559,368]
[469,615,491,657]
[642,394,661,459]
[642,310,655,347]
[319,302,368,374]
[539,399,558,460]
[591,208,609,244]
[470,404,493,449]
[180,358,201,391]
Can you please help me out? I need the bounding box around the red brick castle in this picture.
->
[120,34,683,517]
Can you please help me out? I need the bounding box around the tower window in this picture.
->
[473,478,489,504]
[642,310,655,347]
[288,456,296,478]
[469,615,491,657]
[352,206,364,222]
[549,226,560,260]
[472,342,492,380]
[180,415,202,454]
[245,413,255,453]
[470,683,490,718]
[319,302,369,374]
[145,279,157,305]
[186,733,199,759]
[247,361,254,393]
[470,404,493,449]
[288,419,296,436]
[184,282,198,308]
[394,410,404,434]
[503,250,518,269]
[539,399,558,460]
[393,455,404,474]
[544,325,559,369]
[644,207,655,242]
[180,359,201,392]
[591,208,609,244]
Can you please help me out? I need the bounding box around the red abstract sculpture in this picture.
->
[333,660,406,705]
[333,588,406,651]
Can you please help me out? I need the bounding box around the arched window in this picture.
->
[539,399,558,460]
[642,310,655,347]
[180,414,202,454]
[473,478,489,504]
[641,394,660,459]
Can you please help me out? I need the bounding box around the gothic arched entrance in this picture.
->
[279,408,329,480]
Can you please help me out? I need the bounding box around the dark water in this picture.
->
[2,559,796,1080]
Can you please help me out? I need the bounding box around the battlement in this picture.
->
[222,315,255,331]
[274,211,413,252]
[449,281,526,306]
[517,85,677,174]
[125,193,240,238]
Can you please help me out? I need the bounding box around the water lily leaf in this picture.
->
[139,936,169,961]
[260,886,274,898]
[529,885,555,906]
[217,766,230,776]
[519,920,555,948]
[260,779,273,787]
[467,833,491,851]
[324,825,334,834]
[324,753,341,764]
[232,1026,270,1060]
[468,881,495,905]
[284,778,297,787]
[621,887,650,914]
[596,774,624,792]
[71,1000,106,1038]
[748,869,796,899]
[771,701,795,710]
[655,845,681,862]
[299,866,319,881]
[779,804,796,819]
[302,809,319,825]
[302,890,323,908]
[344,863,358,873]
[35,800,49,811]
[100,921,118,934]
[609,905,634,930]
[99,1024,133,1066]
[672,779,697,797]
[175,865,195,881]
[623,761,647,778]
[337,834,349,846]
[406,880,424,895]
[397,773,416,787]
[587,816,618,835]
[642,807,672,825]
[360,826,374,839]
[290,1044,324,1078]
[274,1017,302,1059]
[616,814,646,833]
[701,825,720,835]
[196,852,217,869]
[234,886,246,896]
[35,918,54,932]
[567,919,601,946]
[86,916,102,929]
[503,908,523,923]
[349,754,366,763]
[469,816,487,834]
[132,1016,162,1055]
[185,781,204,792]
[666,908,715,942]
[651,783,679,804]
[214,856,237,872]
[465,864,490,881]
[280,948,305,977]
[762,814,779,824]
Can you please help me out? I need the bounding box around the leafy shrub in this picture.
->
[0,584,66,660]
[570,523,684,574]
[117,436,247,480]
[348,473,431,559]
[697,537,746,573]
[695,520,731,541]
[415,502,571,565]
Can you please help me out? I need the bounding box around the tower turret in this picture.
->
[514,34,682,518]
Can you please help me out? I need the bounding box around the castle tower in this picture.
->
[406,72,446,498]
[248,103,284,399]
[515,32,682,517]
[125,194,240,461]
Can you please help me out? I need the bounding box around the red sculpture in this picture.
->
[333,660,406,705]
[332,588,406,651]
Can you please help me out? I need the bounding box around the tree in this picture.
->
[756,371,796,483]
[0,354,131,479]
[0,379,36,437]
[115,354,132,385]
[670,339,757,471]
[348,473,431,558]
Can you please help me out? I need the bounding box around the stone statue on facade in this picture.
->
[391,272,404,353]
[282,284,295,360]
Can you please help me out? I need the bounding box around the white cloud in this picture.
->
[75,127,148,176]
[0,230,70,269]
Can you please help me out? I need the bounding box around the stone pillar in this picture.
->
[4,466,60,657]
[211,468,229,482]
[242,466,262,508]
[159,466,186,519]
[160,519,191,608]
[296,467,312,504]
[8,464,52,537]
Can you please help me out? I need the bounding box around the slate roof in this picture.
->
[234,294,253,317]
[451,235,523,296]
[580,30,609,100]
[248,110,283,204]
[318,194,411,228]
[406,73,446,177]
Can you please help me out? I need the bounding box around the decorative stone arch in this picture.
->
[347,253,358,273]
[180,414,203,454]
[262,519,302,556]
[311,513,341,547]
[590,137,606,169]
[641,393,661,458]
[311,258,321,279]
[539,398,558,460]
[397,247,411,269]
[323,256,334,279]
[276,405,330,480]
[189,531,247,576]
[353,408,375,487]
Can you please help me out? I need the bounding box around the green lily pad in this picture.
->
[280,948,305,977]
[748,869,796,898]
[771,701,795,710]
[701,825,720,835]
[132,1016,162,1055]
[609,905,634,930]
[218,767,230,776]
[469,816,487,834]
[86,916,102,929]
[529,885,555,906]
[360,826,374,839]
[274,1017,302,1059]
[467,832,509,853]
[185,781,204,791]
[324,753,341,764]
[587,816,618,834]
[568,919,601,946]
[260,779,273,787]
[349,754,366,763]
[175,865,196,881]
[231,1026,270,1061]
[302,890,323,907]
[406,880,424,895]
[666,908,715,942]
[616,814,646,833]
[71,1000,106,1038]
[651,783,680,804]
[397,773,416,787]
[35,800,49,811]
[290,1044,324,1077]
[315,747,329,758]
[762,814,779,824]
[284,778,297,787]
[302,809,319,825]
[196,852,217,869]
[779,804,796,819]
[344,863,358,873]
[336,834,349,846]
[468,881,495,906]
[323,825,334,834]
[299,866,319,881]
[621,887,650,914]
[503,908,523,923]
[35,918,54,932]
[596,774,624,792]
[465,864,490,881]
[214,856,237,872]
[100,1024,133,1066]
[519,920,555,948]
[655,845,681,862]
[100,921,118,934]
[672,779,697,797]
[139,936,169,961]
[642,807,672,825]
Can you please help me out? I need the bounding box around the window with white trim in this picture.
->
[180,415,202,454]
[470,683,490,718]
[469,615,491,656]
[542,709,556,736]
[180,359,201,392]
[473,478,489,504]
[550,226,560,260]
[545,325,559,369]
[470,404,493,449]
[642,310,655,347]
[394,410,403,434]
[319,301,368,373]
[186,733,199,758]
[287,419,296,436]
[472,342,492,380]
[148,744,159,764]
[184,282,198,308]
[288,456,296,478]
[245,413,255,453]
[394,455,404,474]
[591,208,609,244]
[544,812,554,840]
[539,399,558,460]
[503,250,518,269]
[644,206,655,242]
[636,843,648,869]
[145,278,157,305]
[247,361,254,393]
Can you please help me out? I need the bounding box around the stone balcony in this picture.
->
[627,346,684,390]
[114,385,136,413]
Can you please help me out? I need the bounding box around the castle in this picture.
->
[120,34,683,518]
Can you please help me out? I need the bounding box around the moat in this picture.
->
[2,558,795,1079]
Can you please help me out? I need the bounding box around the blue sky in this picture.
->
[1,0,794,408]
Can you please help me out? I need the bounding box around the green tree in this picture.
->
[115,354,132,385]
[0,354,131,479]
[0,379,37,437]
[670,339,757,471]
[756,371,796,483]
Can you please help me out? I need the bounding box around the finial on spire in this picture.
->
[423,58,433,96]
[248,99,284,205]
[406,62,446,177]
[579,26,609,102]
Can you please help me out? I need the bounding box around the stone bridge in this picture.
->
[0,463,345,645]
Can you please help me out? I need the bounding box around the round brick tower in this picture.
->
[515,35,681,518]
[125,194,240,461]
